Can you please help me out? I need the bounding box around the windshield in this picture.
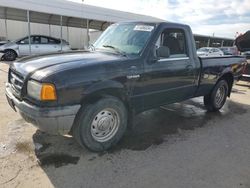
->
[197,48,209,52]
[93,23,155,55]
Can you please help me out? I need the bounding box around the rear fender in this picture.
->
[217,71,234,97]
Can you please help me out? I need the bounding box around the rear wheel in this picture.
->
[73,96,127,152]
[4,50,17,61]
[204,80,229,112]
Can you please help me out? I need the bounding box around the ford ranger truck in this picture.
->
[6,22,247,151]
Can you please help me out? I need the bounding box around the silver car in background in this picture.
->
[0,35,71,61]
[197,47,224,57]
[219,46,239,55]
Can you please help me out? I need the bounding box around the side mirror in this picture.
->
[156,46,170,58]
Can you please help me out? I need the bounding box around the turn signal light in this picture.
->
[41,84,57,101]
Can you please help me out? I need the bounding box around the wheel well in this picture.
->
[4,49,17,54]
[3,49,18,59]
[69,88,131,135]
[218,73,234,97]
[81,88,130,110]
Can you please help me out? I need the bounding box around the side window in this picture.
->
[48,37,60,44]
[155,28,188,58]
[41,37,49,44]
[18,37,29,44]
[32,36,40,44]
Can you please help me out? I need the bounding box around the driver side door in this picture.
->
[142,27,196,110]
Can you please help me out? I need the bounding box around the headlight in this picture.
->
[27,80,57,101]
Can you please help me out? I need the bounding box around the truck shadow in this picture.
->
[111,97,247,151]
[32,97,247,167]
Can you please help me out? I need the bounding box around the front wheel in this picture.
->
[3,50,17,61]
[73,97,127,152]
[204,80,229,112]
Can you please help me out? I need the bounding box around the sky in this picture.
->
[68,0,250,38]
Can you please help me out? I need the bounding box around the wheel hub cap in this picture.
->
[90,108,120,142]
[97,117,112,131]
[215,86,225,107]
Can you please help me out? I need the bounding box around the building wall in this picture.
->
[0,19,101,49]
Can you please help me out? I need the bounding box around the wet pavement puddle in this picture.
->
[109,98,247,151]
[37,153,80,168]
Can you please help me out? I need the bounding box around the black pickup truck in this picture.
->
[6,22,247,151]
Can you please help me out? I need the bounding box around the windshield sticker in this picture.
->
[134,25,154,32]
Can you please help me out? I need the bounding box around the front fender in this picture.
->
[83,80,126,96]
[4,48,19,57]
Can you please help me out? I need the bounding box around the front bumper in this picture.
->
[5,83,81,135]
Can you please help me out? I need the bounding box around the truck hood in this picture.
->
[10,51,127,78]
[235,31,250,52]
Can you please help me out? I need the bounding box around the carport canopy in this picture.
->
[0,0,164,31]
[0,0,164,53]
[0,0,234,52]
[194,34,234,49]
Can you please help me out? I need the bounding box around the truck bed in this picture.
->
[195,56,246,97]
[242,57,250,80]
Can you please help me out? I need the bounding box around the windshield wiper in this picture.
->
[102,45,127,57]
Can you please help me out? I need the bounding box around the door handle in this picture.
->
[35,45,39,48]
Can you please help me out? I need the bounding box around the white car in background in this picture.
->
[0,35,71,61]
[197,47,224,57]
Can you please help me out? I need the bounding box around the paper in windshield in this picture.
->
[134,25,154,32]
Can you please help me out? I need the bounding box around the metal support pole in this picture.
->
[4,8,8,39]
[27,10,31,55]
[49,24,51,37]
[67,26,69,42]
[207,38,210,47]
[221,40,224,47]
[5,19,8,39]
[60,15,63,51]
[86,19,89,48]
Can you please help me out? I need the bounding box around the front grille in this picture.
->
[9,70,24,97]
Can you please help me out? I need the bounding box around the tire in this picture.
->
[204,79,229,112]
[73,96,127,152]
[4,50,17,61]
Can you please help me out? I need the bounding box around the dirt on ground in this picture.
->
[1,61,250,188]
